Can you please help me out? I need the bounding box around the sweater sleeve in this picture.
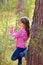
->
[9,27,27,39]
[9,26,21,39]
[12,29,21,39]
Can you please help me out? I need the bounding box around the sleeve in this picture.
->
[9,27,27,39]
[9,26,21,39]
[12,29,21,39]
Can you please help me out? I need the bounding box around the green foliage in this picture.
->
[24,0,35,18]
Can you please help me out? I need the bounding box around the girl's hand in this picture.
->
[9,26,14,35]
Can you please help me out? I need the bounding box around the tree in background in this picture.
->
[27,0,43,65]
[4,0,8,6]
[17,0,24,13]
[0,0,8,5]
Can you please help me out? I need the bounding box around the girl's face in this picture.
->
[19,21,25,28]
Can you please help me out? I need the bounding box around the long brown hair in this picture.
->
[20,17,30,38]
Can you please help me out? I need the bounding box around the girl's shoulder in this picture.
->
[20,28,27,35]
[18,27,26,35]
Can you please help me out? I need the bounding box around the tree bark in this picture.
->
[17,0,24,13]
[27,0,43,65]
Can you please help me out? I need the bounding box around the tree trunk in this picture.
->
[17,0,24,13]
[27,0,43,65]
[4,0,8,6]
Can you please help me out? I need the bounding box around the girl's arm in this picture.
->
[9,26,21,39]
[9,26,15,38]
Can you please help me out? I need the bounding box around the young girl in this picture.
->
[9,17,30,65]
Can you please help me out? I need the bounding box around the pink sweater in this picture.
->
[10,27,28,48]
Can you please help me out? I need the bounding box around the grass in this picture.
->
[12,58,26,65]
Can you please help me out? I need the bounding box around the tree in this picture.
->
[4,0,8,6]
[0,0,8,5]
[27,0,43,65]
[17,0,24,13]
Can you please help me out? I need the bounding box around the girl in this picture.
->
[9,17,30,65]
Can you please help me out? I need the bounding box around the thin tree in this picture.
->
[4,0,8,6]
[17,0,24,13]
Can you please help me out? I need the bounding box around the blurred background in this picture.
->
[0,0,35,65]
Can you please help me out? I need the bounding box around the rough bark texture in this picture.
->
[27,0,43,65]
